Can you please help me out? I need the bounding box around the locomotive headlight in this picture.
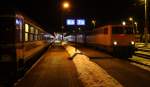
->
[113,41,118,46]
[131,41,135,45]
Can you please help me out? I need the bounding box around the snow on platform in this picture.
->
[64,45,123,87]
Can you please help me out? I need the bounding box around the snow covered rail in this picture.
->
[64,45,123,87]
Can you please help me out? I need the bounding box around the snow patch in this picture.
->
[65,45,81,57]
[65,45,123,87]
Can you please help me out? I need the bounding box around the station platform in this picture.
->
[128,42,150,67]
[14,45,83,87]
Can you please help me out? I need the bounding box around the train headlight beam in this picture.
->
[131,41,135,45]
[113,41,118,46]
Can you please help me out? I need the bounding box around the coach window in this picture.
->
[16,18,23,42]
[38,30,42,40]
[35,29,38,40]
[41,33,44,40]
[30,26,34,41]
[25,24,29,41]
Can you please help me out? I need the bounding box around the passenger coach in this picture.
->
[0,9,51,86]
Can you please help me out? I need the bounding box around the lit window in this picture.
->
[25,24,29,32]
[34,35,37,40]
[25,33,28,41]
[30,27,34,33]
[30,34,33,41]
[35,29,38,34]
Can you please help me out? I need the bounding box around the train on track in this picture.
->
[68,24,135,58]
[0,9,51,86]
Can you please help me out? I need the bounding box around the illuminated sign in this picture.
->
[77,19,85,25]
[66,19,75,25]
[66,19,86,26]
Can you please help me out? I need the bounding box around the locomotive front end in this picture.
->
[111,26,135,58]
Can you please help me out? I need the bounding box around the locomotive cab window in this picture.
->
[112,26,133,34]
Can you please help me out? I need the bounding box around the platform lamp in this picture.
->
[61,1,70,41]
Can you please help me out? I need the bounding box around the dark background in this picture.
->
[1,0,149,34]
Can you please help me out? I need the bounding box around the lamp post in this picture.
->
[129,17,135,34]
[61,1,70,41]
[61,26,64,40]
[122,21,126,26]
[144,0,148,46]
[91,20,96,29]
[63,1,70,9]
[134,22,138,34]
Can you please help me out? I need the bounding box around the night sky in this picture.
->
[15,0,149,33]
